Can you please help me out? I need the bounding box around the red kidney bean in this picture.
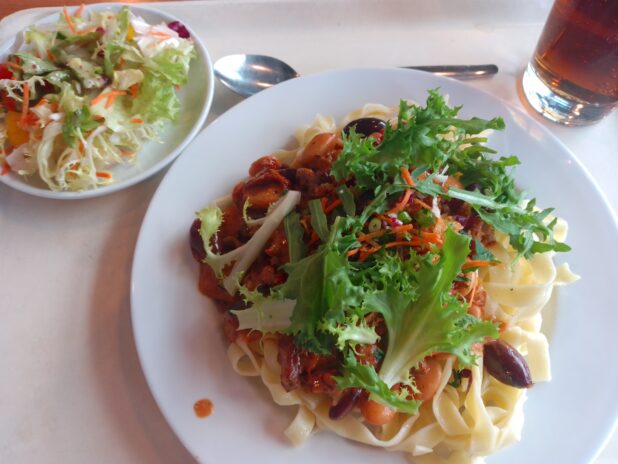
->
[328,388,364,420]
[189,218,205,262]
[483,340,533,389]
[278,336,302,392]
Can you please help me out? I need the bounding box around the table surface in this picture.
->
[0,0,162,19]
[1,1,617,463]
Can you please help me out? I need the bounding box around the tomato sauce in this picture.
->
[193,398,213,418]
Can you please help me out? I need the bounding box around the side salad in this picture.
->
[0,5,195,191]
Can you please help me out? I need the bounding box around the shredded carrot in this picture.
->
[90,92,110,106]
[91,90,126,107]
[467,274,478,305]
[34,98,48,109]
[63,7,77,34]
[46,49,55,61]
[367,238,381,249]
[357,229,386,242]
[400,167,415,187]
[391,224,414,234]
[117,57,125,68]
[413,198,433,210]
[384,234,441,250]
[129,84,139,98]
[462,260,498,270]
[130,117,144,124]
[384,239,422,249]
[75,3,85,17]
[104,91,125,109]
[150,30,171,38]
[358,243,382,262]
[324,198,342,214]
[20,83,30,124]
[386,188,413,215]
[96,171,112,179]
[420,231,443,244]
[1,163,10,176]
[347,248,360,257]
[175,84,181,90]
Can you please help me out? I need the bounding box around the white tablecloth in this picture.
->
[1,1,617,463]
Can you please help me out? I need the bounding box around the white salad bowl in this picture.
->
[0,3,214,199]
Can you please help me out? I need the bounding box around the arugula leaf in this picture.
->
[309,199,329,242]
[450,152,521,204]
[472,238,497,262]
[332,92,504,192]
[407,171,570,258]
[336,184,357,217]
[330,91,569,258]
[283,212,307,264]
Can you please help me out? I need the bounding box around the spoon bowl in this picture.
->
[214,54,300,97]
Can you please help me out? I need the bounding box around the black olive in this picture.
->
[342,117,386,138]
[483,339,533,389]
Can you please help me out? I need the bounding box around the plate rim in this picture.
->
[131,66,618,463]
[0,2,215,200]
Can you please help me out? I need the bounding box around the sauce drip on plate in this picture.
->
[193,398,213,418]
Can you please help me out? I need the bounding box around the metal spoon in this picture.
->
[214,54,499,98]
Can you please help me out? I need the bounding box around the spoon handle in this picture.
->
[403,64,499,79]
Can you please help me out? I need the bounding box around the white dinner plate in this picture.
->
[131,68,618,464]
[0,3,214,199]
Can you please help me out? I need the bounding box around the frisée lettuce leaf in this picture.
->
[335,229,498,413]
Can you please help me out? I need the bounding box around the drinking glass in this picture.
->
[522,0,618,126]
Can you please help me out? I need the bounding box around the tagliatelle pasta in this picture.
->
[190,94,578,463]
[227,235,576,463]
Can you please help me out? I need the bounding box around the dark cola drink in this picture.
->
[522,0,618,125]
